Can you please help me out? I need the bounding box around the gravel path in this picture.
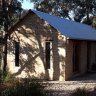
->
[43,73,96,96]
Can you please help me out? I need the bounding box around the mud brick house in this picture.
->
[4,10,96,81]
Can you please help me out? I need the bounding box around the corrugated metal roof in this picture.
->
[32,10,96,41]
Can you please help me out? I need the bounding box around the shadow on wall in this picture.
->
[7,13,66,80]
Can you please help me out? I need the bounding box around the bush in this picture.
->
[1,79,45,96]
[0,70,12,83]
[2,71,11,82]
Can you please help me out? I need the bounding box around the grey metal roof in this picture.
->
[32,10,96,41]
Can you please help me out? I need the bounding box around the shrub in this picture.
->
[1,79,45,96]
[2,71,11,82]
[0,70,12,83]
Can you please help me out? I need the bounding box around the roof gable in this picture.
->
[32,10,96,41]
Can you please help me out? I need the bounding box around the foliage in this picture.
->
[2,71,11,82]
[32,0,96,25]
[0,70,12,83]
[0,0,23,32]
[92,17,96,28]
[0,79,45,96]
[0,0,23,72]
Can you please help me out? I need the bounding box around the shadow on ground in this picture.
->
[71,72,96,83]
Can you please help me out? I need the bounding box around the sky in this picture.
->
[20,0,34,9]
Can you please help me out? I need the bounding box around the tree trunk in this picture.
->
[2,0,8,72]
[3,35,7,71]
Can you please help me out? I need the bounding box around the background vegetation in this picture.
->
[32,0,96,26]
[0,78,46,96]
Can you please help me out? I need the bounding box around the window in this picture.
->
[87,42,91,69]
[73,41,80,73]
[15,41,20,67]
[45,42,51,69]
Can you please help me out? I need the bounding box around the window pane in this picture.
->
[15,41,19,67]
[45,42,50,69]
[73,41,80,73]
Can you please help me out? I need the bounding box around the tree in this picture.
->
[0,0,22,32]
[92,16,96,28]
[32,0,96,25]
[0,0,22,71]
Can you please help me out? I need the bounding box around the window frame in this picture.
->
[45,41,52,69]
[15,41,20,67]
[73,41,80,73]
